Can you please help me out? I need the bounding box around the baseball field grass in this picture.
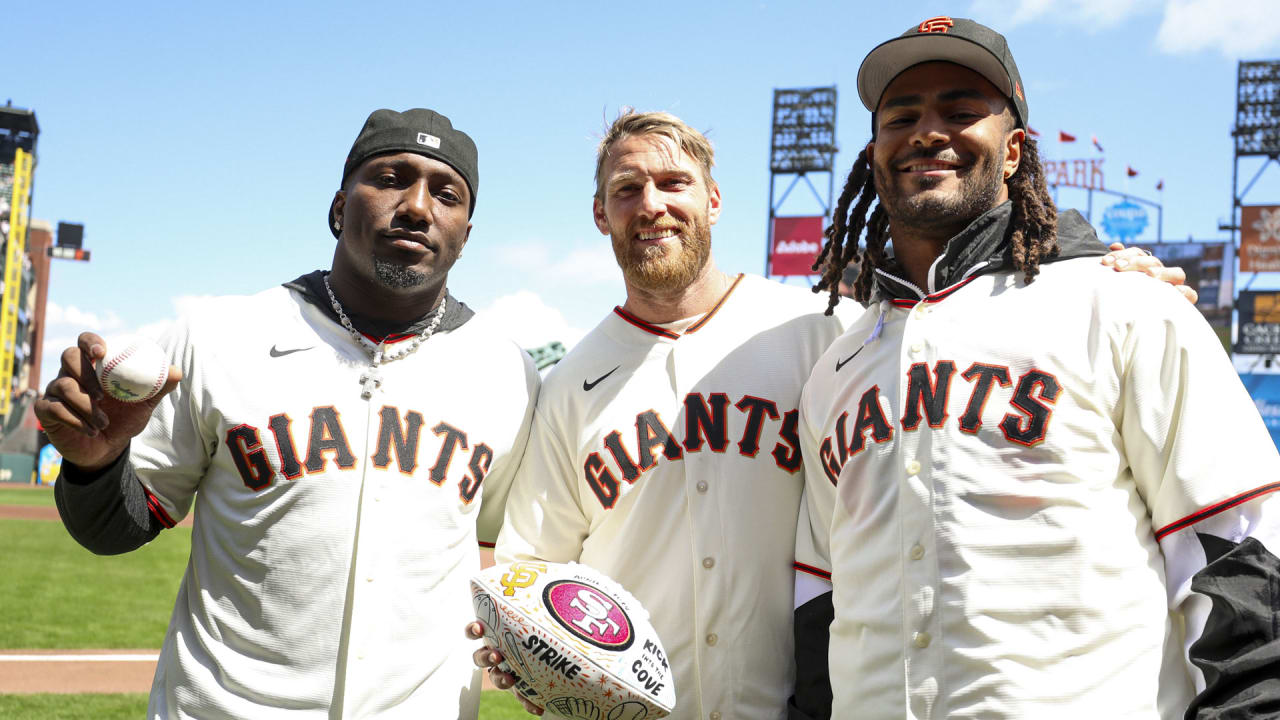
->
[0,484,532,718]
[0,486,57,506]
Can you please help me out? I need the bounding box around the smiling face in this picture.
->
[869,61,1022,235]
[593,133,722,295]
[331,151,471,296]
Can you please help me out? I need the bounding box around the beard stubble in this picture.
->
[612,215,712,294]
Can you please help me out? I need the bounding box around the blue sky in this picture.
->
[9,0,1280,385]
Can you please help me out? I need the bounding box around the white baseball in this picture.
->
[96,335,170,403]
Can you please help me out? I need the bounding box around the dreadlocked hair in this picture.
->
[1005,136,1058,285]
[811,144,885,313]
[812,134,1059,314]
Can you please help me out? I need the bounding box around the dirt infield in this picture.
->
[0,503,193,526]
[0,504,59,522]
[0,649,498,695]
[0,650,157,694]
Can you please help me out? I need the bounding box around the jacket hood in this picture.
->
[874,200,1107,301]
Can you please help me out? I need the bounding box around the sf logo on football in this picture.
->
[500,561,547,597]
[570,589,622,638]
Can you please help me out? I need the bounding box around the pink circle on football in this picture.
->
[544,580,634,650]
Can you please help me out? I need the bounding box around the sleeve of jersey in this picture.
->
[789,386,836,720]
[54,449,163,554]
[475,349,541,547]
[127,315,216,525]
[1118,287,1280,714]
[494,404,591,565]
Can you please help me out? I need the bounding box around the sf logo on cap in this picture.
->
[417,132,441,149]
[918,16,953,33]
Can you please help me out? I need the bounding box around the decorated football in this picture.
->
[471,560,675,719]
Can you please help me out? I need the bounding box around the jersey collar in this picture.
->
[612,273,745,340]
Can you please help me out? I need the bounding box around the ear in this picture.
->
[593,196,610,235]
[332,191,346,226]
[706,182,723,226]
[461,222,471,253]
[1004,127,1024,180]
[865,139,876,169]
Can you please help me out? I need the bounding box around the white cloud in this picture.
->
[495,241,619,287]
[968,0,1155,30]
[43,301,124,331]
[966,0,1280,56]
[132,319,176,341]
[1155,0,1280,57]
[474,291,587,351]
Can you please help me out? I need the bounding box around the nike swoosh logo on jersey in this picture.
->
[583,366,621,391]
[270,345,315,358]
[835,346,864,372]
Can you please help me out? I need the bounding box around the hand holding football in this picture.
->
[472,561,675,719]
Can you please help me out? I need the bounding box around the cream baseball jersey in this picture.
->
[795,257,1280,718]
[133,286,538,719]
[497,274,852,720]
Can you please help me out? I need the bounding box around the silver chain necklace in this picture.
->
[323,274,447,399]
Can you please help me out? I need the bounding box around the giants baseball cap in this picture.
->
[857,16,1028,132]
[332,108,479,237]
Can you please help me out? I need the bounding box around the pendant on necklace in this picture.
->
[359,344,386,399]
[359,365,383,400]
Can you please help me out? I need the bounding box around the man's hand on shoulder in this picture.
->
[34,331,182,473]
[1102,242,1199,304]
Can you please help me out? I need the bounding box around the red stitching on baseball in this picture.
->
[102,344,137,374]
[101,341,165,400]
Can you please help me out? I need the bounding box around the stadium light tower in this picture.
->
[765,86,837,281]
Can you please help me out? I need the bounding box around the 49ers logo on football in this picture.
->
[544,580,635,651]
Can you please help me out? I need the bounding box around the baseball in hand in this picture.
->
[96,335,170,403]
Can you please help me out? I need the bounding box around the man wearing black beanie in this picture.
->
[38,108,538,719]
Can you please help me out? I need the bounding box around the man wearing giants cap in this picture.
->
[36,108,538,719]
[791,18,1280,719]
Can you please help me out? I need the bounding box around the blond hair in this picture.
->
[594,109,716,200]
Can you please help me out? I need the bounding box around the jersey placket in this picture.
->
[897,300,943,719]
[669,334,733,720]
[338,386,381,716]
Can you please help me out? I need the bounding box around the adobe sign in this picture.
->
[769,216,824,276]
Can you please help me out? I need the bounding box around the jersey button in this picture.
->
[910,544,925,561]
[905,459,921,475]
[910,342,924,355]
[706,633,718,646]
[710,713,722,720]
[913,631,931,648]
[696,481,708,493]
[702,557,715,569]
